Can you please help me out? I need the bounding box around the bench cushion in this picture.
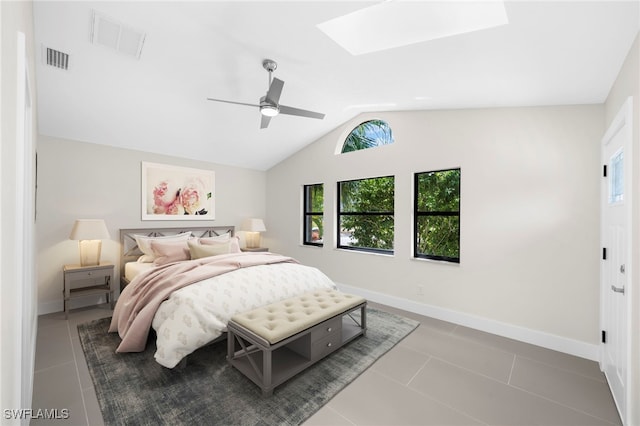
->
[230,289,365,344]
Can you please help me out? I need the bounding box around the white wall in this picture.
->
[1,0,38,421]
[604,32,639,426]
[36,136,267,314]
[266,105,603,359]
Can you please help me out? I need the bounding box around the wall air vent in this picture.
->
[91,10,146,59]
[43,47,70,70]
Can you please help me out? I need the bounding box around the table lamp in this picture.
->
[69,219,110,266]
[241,218,266,249]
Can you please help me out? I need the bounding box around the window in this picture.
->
[414,168,460,263]
[303,184,324,246]
[338,176,394,254]
[341,119,394,153]
[609,149,624,204]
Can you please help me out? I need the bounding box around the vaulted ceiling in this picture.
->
[33,1,639,170]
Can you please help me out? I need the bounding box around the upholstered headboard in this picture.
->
[119,225,235,287]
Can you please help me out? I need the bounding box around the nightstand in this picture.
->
[63,263,114,318]
[241,247,269,252]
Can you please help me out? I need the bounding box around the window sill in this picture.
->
[411,257,460,266]
[300,243,323,248]
[335,248,394,257]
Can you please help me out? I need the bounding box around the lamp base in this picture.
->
[245,232,261,249]
[79,240,102,266]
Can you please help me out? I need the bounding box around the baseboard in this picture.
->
[336,282,599,361]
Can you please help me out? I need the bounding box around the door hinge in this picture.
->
[602,330,607,343]
[603,247,607,260]
[603,165,607,177]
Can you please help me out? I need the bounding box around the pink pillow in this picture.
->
[151,240,190,265]
[199,236,241,253]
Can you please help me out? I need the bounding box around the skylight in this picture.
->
[317,0,509,55]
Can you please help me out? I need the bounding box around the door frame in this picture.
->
[600,96,633,425]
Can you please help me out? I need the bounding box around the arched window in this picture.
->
[341,119,394,153]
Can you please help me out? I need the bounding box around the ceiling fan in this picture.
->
[207,59,325,129]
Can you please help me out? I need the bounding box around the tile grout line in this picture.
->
[67,319,90,426]
[449,325,606,384]
[323,405,357,426]
[365,365,489,426]
[409,356,618,426]
[507,354,517,384]
[33,359,76,375]
[399,355,490,426]
[395,366,489,426]
[405,356,431,387]
[506,382,621,426]
[516,353,607,384]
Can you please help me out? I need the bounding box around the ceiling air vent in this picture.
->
[90,10,146,59]
[44,47,70,70]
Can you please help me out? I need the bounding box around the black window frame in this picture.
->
[337,175,395,255]
[414,168,461,263]
[303,183,324,247]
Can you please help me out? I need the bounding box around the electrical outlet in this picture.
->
[417,285,424,296]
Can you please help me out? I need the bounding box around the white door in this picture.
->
[601,97,633,424]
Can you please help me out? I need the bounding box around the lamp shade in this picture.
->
[69,219,110,240]
[241,218,266,232]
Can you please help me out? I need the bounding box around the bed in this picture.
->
[111,226,337,368]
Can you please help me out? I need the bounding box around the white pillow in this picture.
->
[134,232,192,262]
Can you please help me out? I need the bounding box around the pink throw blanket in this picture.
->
[109,252,298,352]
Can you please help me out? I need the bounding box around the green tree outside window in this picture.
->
[338,176,394,253]
[341,120,394,153]
[414,169,461,262]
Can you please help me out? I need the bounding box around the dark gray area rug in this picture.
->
[78,307,419,426]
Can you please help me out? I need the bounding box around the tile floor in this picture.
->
[32,303,621,426]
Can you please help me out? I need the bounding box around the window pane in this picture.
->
[416,216,459,260]
[306,184,324,212]
[414,168,461,262]
[304,215,324,244]
[303,184,323,246]
[340,176,394,212]
[341,120,394,153]
[416,169,460,212]
[609,149,624,204]
[340,215,394,251]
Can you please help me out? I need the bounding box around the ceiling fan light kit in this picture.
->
[259,97,279,117]
[207,59,324,129]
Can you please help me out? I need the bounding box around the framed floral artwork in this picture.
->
[141,162,215,220]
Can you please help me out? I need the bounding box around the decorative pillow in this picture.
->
[151,240,190,265]
[134,232,192,262]
[200,233,230,243]
[199,235,241,253]
[188,240,231,259]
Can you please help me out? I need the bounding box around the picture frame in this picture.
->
[141,162,215,221]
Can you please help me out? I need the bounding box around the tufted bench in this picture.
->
[227,289,367,395]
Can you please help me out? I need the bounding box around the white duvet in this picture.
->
[151,262,337,368]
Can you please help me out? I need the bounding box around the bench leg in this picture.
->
[361,304,367,336]
[263,349,272,395]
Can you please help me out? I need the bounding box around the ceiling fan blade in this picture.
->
[265,77,284,104]
[260,114,272,129]
[206,98,260,108]
[279,104,325,120]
